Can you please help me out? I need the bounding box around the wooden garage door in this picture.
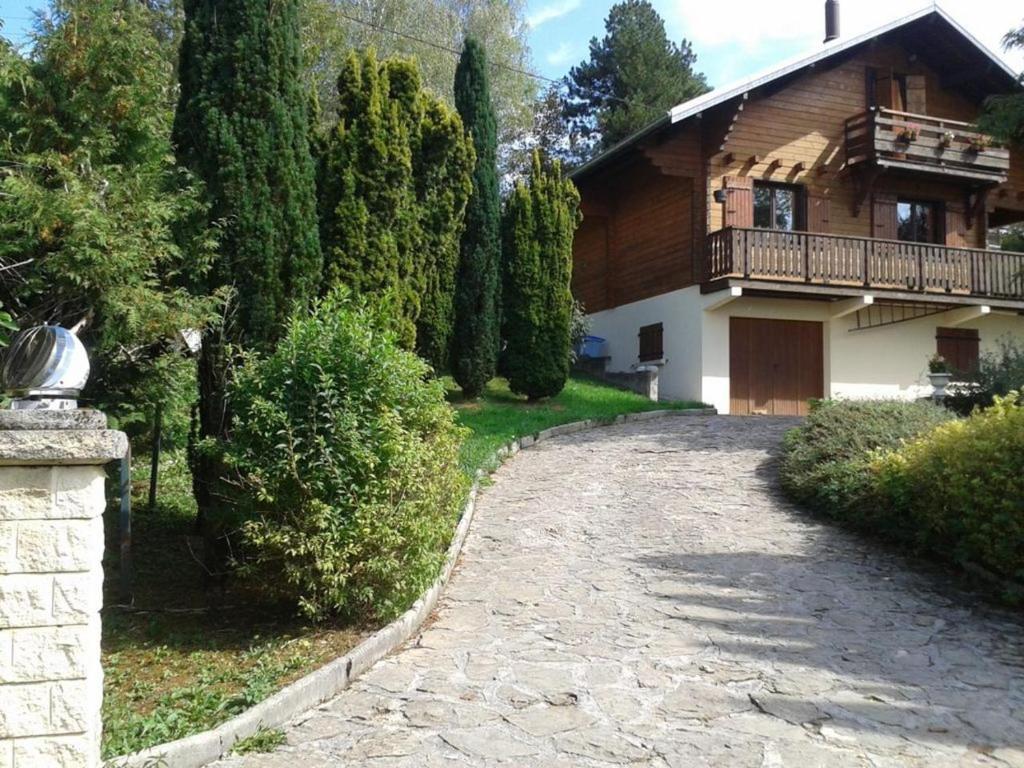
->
[730,318,824,416]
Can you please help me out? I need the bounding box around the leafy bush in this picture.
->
[873,392,1024,584]
[780,399,954,520]
[226,290,468,620]
[945,337,1024,415]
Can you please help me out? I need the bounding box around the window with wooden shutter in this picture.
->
[638,323,664,362]
[936,327,979,377]
[872,193,898,240]
[945,202,967,248]
[807,194,831,233]
[722,176,754,229]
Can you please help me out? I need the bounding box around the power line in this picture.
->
[331,8,673,115]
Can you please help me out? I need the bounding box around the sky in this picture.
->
[0,0,1021,94]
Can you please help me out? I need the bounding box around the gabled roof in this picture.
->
[572,4,1020,180]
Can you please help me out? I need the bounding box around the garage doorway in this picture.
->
[730,317,824,416]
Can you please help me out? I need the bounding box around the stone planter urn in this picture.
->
[928,371,953,401]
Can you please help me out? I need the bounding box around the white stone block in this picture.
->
[53,468,104,521]
[12,734,93,768]
[0,682,54,738]
[5,627,88,683]
[0,740,12,768]
[0,472,52,520]
[49,681,89,734]
[10,519,103,574]
[51,572,102,625]
[0,575,53,629]
[0,525,13,572]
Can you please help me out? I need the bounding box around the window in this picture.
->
[754,183,804,231]
[638,323,663,362]
[936,328,979,377]
[897,200,939,243]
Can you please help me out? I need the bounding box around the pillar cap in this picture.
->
[0,409,125,466]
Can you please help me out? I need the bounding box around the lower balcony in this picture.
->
[704,227,1024,306]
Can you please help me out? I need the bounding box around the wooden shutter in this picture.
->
[807,194,831,233]
[872,193,898,240]
[875,73,895,109]
[945,202,967,248]
[723,176,754,228]
[638,323,663,362]
[936,327,979,376]
[905,75,926,114]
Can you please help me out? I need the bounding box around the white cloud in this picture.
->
[528,0,582,29]
[546,40,581,67]
[659,0,1024,79]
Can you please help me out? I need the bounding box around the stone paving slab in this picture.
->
[217,416,1024,767]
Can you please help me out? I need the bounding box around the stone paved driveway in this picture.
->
[218,416,1024,767]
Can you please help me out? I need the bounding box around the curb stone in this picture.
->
[105,406,714,768]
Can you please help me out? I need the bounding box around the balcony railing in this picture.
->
[845,108,1009,183]
[706,227,1024,301]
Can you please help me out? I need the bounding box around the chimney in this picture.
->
[824,0,840,43]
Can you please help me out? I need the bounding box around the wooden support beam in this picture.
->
[792,162,806,174]
[830,295,874,319]
[816,166,829,177]
[852,166,883,217]
[722,152,734,165]
[943,304,991,327]
[765,158,782,175]
[967,188,991,230]
[704,286,743,312]
[746,154,761,166]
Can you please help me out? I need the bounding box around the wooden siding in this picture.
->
[571,159,694,312]
[699,43,1022,245]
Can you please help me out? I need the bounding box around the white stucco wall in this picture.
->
[588,289,1024,414]
[584,287,704,403]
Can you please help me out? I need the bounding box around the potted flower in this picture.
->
[965,135,990,153]
[927,354,952,400]
[937,130,956,150]
[895,123,921,143]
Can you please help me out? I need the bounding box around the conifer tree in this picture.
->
[316,51,472,362]
[452,37,501,398]
[501,152,580,399]
[173,0,322,526]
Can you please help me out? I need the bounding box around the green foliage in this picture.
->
[226,290,468,620]
[501,152,581,399]
[564,0,709,156]
[568,298,590,365]
[452,37,502,398]
[979,24,1024,144]
[780,399,953,525]
[0,1,215,417]
[231,728,286,755]
[301,0,534,173]
[872,393,1024,586]
[946,336,1024,415]
[174,0,322,348]
[317,50,473,359]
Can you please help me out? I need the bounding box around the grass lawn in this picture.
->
[450,375,706,474]
[102,376,705,758]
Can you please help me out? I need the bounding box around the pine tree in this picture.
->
[316,51,473,362]
[564,0,708,157]
[173,0,322,527]
[502,152,580,400]
[452,37,501,398]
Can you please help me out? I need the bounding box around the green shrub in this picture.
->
[226,289,468,620]
[874,392,1024,583]
[945,337,1024,415]
[780,399,953,523]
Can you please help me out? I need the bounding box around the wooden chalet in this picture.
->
[571,2,1024,415]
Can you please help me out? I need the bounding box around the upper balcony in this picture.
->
[704,227,1024,308]
[845,108,1009,185]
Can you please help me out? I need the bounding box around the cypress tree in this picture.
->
[451,37,501,398]
[317,51,472,360]
[502,152,581,399]
[173,0,322,527]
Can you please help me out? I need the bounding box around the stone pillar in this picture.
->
[0,410,126,768]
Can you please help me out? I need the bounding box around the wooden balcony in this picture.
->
[705,227,1024,304]
[845,108,1009,184]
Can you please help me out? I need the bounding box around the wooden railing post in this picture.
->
[863,240,870,287]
